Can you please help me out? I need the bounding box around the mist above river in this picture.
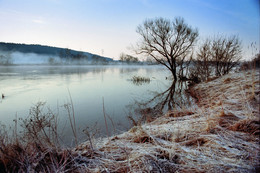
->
[0,65,173,145]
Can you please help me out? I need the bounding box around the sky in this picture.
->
[0,0,259,60]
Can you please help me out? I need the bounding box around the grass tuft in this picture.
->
[229,119,260,135]
[131,76,150,85]
[184,137,208,147]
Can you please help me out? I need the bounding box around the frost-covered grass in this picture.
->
[0,70,259,172]
[75,70,259,172]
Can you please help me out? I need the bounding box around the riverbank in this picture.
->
[0,70,259,172]
[75,70,259,172]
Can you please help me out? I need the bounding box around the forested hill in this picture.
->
[0,42,113,62]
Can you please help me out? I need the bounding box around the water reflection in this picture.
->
[0,65,109,77]
[129,81,193,123]
[0,65,169,145]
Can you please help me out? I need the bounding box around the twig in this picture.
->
[67,88,78,145]
[103,97,110,137]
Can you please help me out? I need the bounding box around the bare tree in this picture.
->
[194,39,212,81]
[136,17,199,81]
[191,35,242,82]
[211,35,242,76]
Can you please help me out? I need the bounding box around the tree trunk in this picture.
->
[171,68,177,81]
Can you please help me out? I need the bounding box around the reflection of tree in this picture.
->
[130,81,192,122]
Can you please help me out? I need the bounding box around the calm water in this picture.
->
[0,65,171,145]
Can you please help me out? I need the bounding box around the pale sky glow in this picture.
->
[0,0,259,60]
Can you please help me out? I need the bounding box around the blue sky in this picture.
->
[0,0,259,60]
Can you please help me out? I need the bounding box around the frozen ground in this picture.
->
[75,70,259,172]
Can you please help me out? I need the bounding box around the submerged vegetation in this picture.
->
[131,76,150,85]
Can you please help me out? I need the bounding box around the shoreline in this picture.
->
[75,70,259,172]
[0,69,259,172]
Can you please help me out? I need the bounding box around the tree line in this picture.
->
[135,17,259,83]
[0,43,113,65]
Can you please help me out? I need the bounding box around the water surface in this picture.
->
[0,65,171,145]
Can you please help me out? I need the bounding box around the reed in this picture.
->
[0,102,86,172]
[131,76,150,85]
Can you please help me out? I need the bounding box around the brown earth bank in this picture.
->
[74,70,260,172]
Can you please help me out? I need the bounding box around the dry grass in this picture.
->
[74,69,260,172]
[1,70,259,172]
[166,109,194,118]
[229,119,260,135]
[0,102,90,172]
[0,142,85,172]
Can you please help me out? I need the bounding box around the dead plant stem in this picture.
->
[67,88,78,146]
[103,97,110,137]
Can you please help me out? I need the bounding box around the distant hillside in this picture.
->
[0,42,113,64]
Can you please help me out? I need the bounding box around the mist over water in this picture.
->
[0,51,55,64]
[0,65,170,145]
[0,50,114,65]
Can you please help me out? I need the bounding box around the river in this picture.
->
[0,65,174,145]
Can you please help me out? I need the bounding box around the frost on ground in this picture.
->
[75,70,260,172]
